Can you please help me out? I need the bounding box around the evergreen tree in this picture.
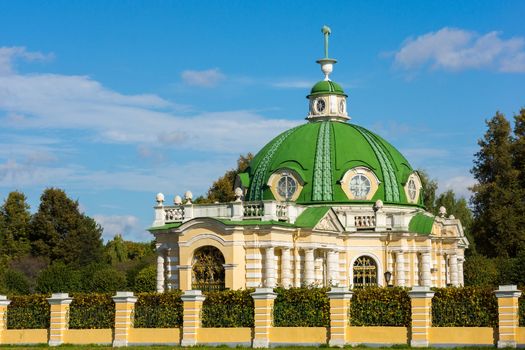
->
[29,188,104,267]
[512,108,525,189]
[470,112,525,257]
[0,191,31,261]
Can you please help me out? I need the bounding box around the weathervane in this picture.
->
[317,25,337,81]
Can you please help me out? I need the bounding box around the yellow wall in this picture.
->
[64,329,112,344]
[128,328,180,344]
[270,327,327,344]
[199,328,252,343]
[429,327,494,345]
[3,329,48,344]
[516,327,525,344]
[346,326,408,344]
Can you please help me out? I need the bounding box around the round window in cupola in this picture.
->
[267,169,304,202]
[340,167,380,201]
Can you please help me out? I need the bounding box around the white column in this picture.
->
[314,256,323,285]
[458,256,464,286]
[304,248,315,286]
[395,251,405,287]
[293,249,301,287]
[281,248,292,288]
[156,252,165,293]
[327,250,339,286]
[449,253,459,286]
[421,251,431,287]
[264,247,276,288]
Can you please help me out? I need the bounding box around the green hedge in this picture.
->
[432,287,498,327]
[273,287,330,327]
[134,291,183,328]
[7,295,50,329]
[202,289,254,327]
[69,293,114,329]
[350,287,411,326]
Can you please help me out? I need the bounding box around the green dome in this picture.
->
[243,121,423,206]
[308,80,347,97]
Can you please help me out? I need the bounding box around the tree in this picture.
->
[470,112,525,257]
[36,262,82,293]
[417,169,438,212]
[513,108,525,189]
[0,191,31,261]
[29,188,104,267]
[196,153,253,203]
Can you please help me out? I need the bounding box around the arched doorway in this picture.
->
[192,246,226,291]
[353,255,378,288]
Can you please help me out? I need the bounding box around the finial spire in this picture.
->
[316,25,337,81]
[322,25,331,58]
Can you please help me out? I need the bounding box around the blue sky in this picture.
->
[0,0,524,241]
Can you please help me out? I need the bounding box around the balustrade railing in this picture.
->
[243,202,264,218]
[165,206,184,222]
[354,215,376,229]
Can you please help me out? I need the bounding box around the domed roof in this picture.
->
[308,80,347,97]
[242,121,423,207]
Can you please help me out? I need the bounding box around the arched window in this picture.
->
[353,256,378,288]
[192,246,225,291]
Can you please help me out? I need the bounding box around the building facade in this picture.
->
[149,28,469,292]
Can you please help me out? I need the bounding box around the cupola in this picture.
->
[306,25,349,123]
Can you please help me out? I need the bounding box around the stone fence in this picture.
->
[0,286,523,348]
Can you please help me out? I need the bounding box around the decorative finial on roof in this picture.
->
[322,25,331,58]
[317,25,337,81]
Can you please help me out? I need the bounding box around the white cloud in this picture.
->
[0,47,297,153]
[438,175,475,199]
[0,46,53,76]
[394,27,525,72]
[93,214,149,242]
[181,68,225,87]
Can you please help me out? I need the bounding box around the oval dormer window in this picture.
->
[340,167,380,201]
[267,169,304,202]
[404,172,422,204]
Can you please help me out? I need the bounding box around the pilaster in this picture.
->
[327,287,353,347]
[449,253,459,286]
[251,288,277,348]
[420,251,431,287]
[181,290,206,346]
[112,291,137,347]
[395,251,405,287]
[408,286,434,347]
[0,295,11,345]
[495,285,522,348]
[47,293,73,346]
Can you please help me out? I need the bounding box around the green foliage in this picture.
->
[202,289,254,327]
[418,169,437,212]
[69,293,115,329]
[0,268,31,295]
[35,262,82,293]
[133,265,156,293]
[196,153,253,203]
[350,287,411,326]
[471,112,525,258]
[134,291,183,328]
[29,188,104,267]
[0,191,31,262]
[432,287,498,327]
[463,254,499,286]
[89,268,127,293]
[273,287,330,327]
[7,294,50,329]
